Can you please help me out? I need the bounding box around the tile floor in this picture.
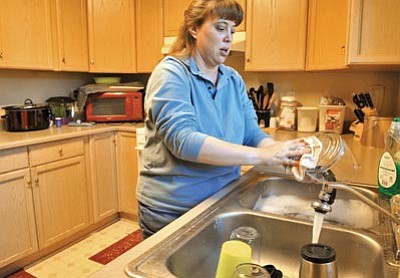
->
[21,220,139,278]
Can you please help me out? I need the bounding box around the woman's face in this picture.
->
[191,17,236,68]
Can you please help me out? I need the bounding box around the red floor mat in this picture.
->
[7,270,37,278]
[89,229,143,265]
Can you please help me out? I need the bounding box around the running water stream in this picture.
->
[312,212,325,243]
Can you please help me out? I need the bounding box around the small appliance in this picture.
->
[85,91,143,122]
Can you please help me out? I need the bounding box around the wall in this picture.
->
[1,57,399,123]
[0,69,149,106]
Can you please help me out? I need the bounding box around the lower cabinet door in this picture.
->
[116,131,138,219]
[31,156,89,248]
[89,132,118,222]
[0,169,38,268]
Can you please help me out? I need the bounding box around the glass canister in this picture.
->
[46,96,75,125]
[279,93,297,130]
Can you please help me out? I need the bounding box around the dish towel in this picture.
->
[291,136,323,182]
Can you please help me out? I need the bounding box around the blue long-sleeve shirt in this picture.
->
[136,56,269,214]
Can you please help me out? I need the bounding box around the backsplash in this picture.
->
[1,58,399,126]
[0,69,149,106]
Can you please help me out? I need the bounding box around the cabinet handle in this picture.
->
[0,52,3,58]
[246,57,250,63]
[90,59,94,65]
[27,180,32,189]
[34,178,39,186]
[62,57,66,63]
[59,148,63,157]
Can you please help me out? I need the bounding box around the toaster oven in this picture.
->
[86,91,143,122]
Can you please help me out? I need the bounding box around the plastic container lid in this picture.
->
[301,243,336,264]
[281,95,296,102]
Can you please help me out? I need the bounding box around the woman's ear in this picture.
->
[188,26,198,39]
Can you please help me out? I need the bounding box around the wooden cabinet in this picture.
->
[29,138,89,248]
[163,0,192,37]
[306,0,349,70]
[87,0,136,73]
[348,0,400,65]
[245,0,308,71]
[116,131,139,220]
[52,0,89,71]
[0,0,53,70]
[88,132,119,222]
[0,148,38,269]
[163,0,246,37]
[135,0,164,72]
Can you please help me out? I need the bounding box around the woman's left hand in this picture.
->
[258,138,310,167]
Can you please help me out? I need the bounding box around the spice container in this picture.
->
[279,93,297,130]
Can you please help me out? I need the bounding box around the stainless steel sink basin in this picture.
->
[240,178,380,229]
[125,172,399,278]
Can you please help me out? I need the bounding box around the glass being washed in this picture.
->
[293,132,359,183]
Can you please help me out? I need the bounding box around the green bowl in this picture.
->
[94,77,122,84]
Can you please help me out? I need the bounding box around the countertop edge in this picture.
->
[0,123,144,150]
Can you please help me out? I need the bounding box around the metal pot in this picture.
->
[1,99,52,132]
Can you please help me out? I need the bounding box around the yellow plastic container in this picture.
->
[215,240,252,278]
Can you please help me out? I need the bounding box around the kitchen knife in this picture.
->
[352,93,365,109]
[364,92,375,108]
[353,108,365,123]
[358,93,368,108]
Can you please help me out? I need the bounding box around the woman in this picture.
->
[137,0,308,238]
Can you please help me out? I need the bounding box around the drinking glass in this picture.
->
[232,263,270,278]
[230,226,261,264]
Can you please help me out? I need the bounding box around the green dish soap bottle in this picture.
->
[378,117,400,197]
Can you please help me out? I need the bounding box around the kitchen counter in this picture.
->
[0,125,383,185]
[0,122,144,150]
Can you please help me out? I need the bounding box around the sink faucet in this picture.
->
[312,176,400,260]
[311,170,337,214]
[310,170,400,225]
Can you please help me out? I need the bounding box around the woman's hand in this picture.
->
[258,138,310,167]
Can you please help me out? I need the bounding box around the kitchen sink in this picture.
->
[125,172,399,278]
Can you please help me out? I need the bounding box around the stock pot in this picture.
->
[1,99,52,132]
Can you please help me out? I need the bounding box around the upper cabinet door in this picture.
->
[163,0,246,37]
[0,0,53,70]
[163,0,192,37]
[135,0,163,73]
[87,0,136,73]
[235,0,246,32]
[348,0,400,65]
[245,0,308,71]
[306,0,349,71]
[53,0,89,72]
